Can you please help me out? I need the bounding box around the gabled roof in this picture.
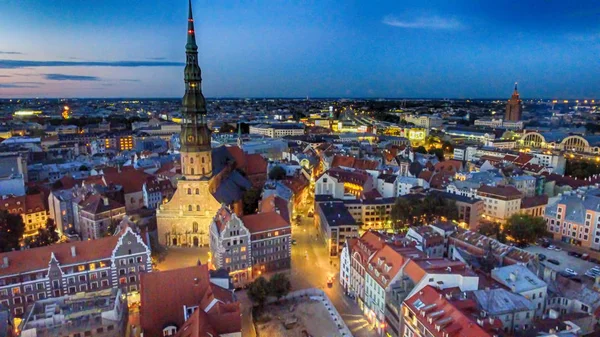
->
[141,264,239,337]
[0,230,126,276]
[404,285,494,337]
[79,194,124,214]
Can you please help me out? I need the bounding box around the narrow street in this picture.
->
[289,204,377,337]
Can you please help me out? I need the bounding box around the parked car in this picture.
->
[541,242,550,248]
[568,251,577,256]
[565,268,578,275]
[538,254,547,261]
[554,247,562,252]
[547,259,560,265]
[548,245,556,250]
[581,254,590,260]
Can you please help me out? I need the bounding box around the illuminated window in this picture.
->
[89,263,96,271]
[274,231,279,236]
[78,265,85,272]
[241,247,246,252]
[225,258,231,264]
[12,287,20,295]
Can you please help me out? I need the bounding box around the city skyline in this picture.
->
[1,0,600,99]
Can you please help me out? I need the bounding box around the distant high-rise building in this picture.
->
[505,82,522,121]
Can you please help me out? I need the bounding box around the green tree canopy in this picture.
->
[242,187,262,215]
[268,166,287,181]
[414,146,427,154]
[247,276,270,308]
[391,194,458,229]
[503,214,547,246]
[31,218,60,248]
[0,210,24,252]
[268,273,291,301]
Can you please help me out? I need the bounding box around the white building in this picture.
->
[477,185,523,224]
[397,176,429,196]
[249,123,305,138]
[491,264,547,317]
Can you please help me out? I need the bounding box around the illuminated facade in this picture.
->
[505,83,522,121]
[156,2,221,247]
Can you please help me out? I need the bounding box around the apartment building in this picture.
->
[249,123,305,138]
[477,185,523,224]
[315,201,359,257]
[544,187,600,249]
[0,193,48,238]
[0,226,151,318]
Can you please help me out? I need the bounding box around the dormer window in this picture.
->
[163,325,178,336]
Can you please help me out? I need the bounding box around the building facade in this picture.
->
[156,10,228,247]
[0,227,151,318]
[505,83,522,121]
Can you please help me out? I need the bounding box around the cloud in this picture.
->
[0,75,10,78]
[0,83,41,88]
[0,51,23,55]
[44,74,100,81]
[147,57,166,60]
[0,59,185,69]
[382,15,463,30]
[120,79,141,82]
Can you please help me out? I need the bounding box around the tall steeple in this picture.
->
[181,0,213,180]
[505,82,522,122]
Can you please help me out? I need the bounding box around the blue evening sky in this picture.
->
[1,0,599,98]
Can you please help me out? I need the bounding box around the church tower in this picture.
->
[505,82,522,121]
[156,0,222,247]
[180,0,212,180]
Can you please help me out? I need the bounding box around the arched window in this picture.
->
[196,205,200,211]
[195,188,199,195]
[187,188,192,195]
[193,222,198,233]
[190,168,195,175]
[201,157,205,164]
[188,205,192,211]
[190,157,194,164]
[202,168,205,175]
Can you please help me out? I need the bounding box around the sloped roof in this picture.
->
[141,265,238,337]
[0,231,122,277]
[404,285,495,337]
[241,212,289,233]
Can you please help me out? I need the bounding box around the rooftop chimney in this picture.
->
[2,256,7,268]
[71,246,76,257]
[103,197,109,206]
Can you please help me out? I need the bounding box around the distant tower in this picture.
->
[237,121,243,148]
[180,0,212,180]
[505,82,522,121]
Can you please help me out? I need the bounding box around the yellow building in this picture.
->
[0,194,48,237]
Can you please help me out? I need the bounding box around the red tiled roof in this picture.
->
[282,175,309,194]
[79,194,124,214]
[226,146,246,170]
[260,195,290,225]
[362,189,382,199]
[513,153,534,165]
[241,212,289,233]
[245,153,267,175]
[25,193,46,213]
[141,265,240,337]
[434,160,462,173]
[331,155,378,170]
[477,185,522,198]
[404,285,494,337]
[103,168,150,194]
[0,233,121,277]
[521,195,549,209]
[366,245,411,288]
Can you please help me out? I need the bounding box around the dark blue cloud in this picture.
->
[44,74,100,81]
[119,79,141,82]
[0,83,41,88]
[0,75,11,78]
[0,51,23,55]
[0,59,184,69]
[146,57,166,60]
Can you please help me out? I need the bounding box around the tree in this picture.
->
[242,187,262,215]
[0,211,24,252]
[31,218,60,247]
[268,273,291,301]
[390,197,417,229]
[413,146,427,154]
[220,123,237,133]
[247,276,270,308]
[503,214,547,246]
[427,148,445,161]
[268,166,286,181]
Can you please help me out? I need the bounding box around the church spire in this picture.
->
[186,0,197,51]
[514,82,518,93]
[180,0,212,180]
